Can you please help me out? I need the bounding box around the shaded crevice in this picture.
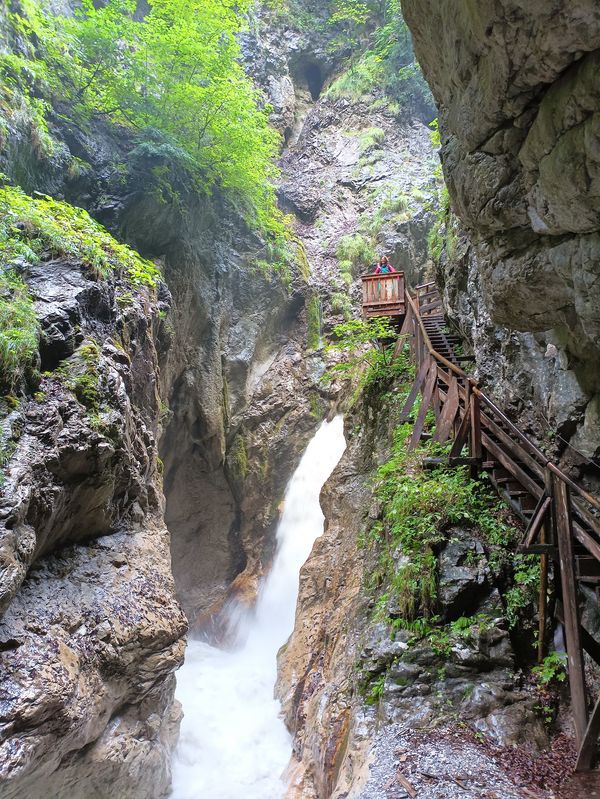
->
[305,62,324,100]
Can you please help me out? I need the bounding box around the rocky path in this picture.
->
[354,725,576,799]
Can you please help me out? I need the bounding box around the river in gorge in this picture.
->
[170,415,347,799]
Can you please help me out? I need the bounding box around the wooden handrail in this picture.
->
[404,292,466,379]
[400,282,600,771]
[404,287,600,512]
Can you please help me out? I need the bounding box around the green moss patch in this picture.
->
[0,181,160,287]
[306,294,321,350]
[55,340,102,411]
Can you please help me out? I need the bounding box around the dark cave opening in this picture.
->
[305,62,324,100]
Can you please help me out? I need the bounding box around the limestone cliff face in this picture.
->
[401,0,600,468]
[0,253,186,797]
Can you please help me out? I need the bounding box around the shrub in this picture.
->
[358,126,385,153]
[336,233,375,275]
[0,181,160,287]
[55,340,102,411]
[330,292,352,319]
[0,268,39,394]
[368,418,525,622]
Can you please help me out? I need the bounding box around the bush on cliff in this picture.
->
[0,182,160,286]
[2,0,286,245]
[0,267,39,394]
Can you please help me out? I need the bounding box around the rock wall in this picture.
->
[278,395,547,799]
[401,0,600,471]
[0,251,186,797]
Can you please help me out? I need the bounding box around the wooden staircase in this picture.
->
[396,281,600,772]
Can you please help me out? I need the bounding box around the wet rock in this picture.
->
[0,526,186,799]
[401,0,600,469]
[0,253,186,796]
[437,529,492,620]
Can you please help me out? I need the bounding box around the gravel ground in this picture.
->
[355,725,550,799]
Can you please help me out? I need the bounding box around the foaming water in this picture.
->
[171,415,347,799]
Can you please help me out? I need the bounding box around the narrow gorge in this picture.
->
[0,2,598,799]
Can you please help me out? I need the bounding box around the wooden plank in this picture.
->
[554,475,588,746]
[572,496,600,538]
[409,361,436,449]
[419,299,443,315]
[539,505,549,664]
[432,379,441,422]
[436,363,454,388]
[399,306,412,336]
[470,392,482,462]
[481,432,544,500]
[477,390,548,464]
[480,413,545,480]
[523,544,558,556]
[399,357,430,422]
[393,333,409,361]
[520,496,551,551]
[572,521,600,563]
[548,463,600,512]
[576,694,600,771]
[449,403,471,460]
[556,602,600,668]
[434,378,459,444]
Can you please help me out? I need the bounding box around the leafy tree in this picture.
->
[5,0,287,242]
[326,316,408,393]
[326,0,434,120]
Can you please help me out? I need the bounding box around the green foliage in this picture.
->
[426,119,459,265]
[326,0,434,119]
[504,555,540,629]
[427,184,456,263]
[4,0,286,244]
[306,294,322,350]
[327,50,381,100]
[326,317,409,397]
[372,426,482,619]
[55,340,102,411]
[358,126,385,153]
[368,415,525,624]
[0,182,160,286]
[330,291,352,319]
[359,189,411,239]
[532,651,568,687]
[429,117,441,149]
[229,433,249,481]
[0,267,39,393]
[336,233,375,276]
[0,2,59,158]
[365,672,386,705]
[292,235,311,283]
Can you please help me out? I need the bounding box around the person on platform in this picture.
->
[374,255,396,274]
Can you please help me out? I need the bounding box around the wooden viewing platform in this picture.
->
[361,273,405,320]
[364,279,600,772]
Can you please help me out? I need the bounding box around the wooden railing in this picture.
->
[361,273,405,319]
[398,281,600,771]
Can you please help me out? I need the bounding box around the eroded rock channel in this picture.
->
[0,1,598,798]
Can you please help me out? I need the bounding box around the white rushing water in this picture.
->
[171,415,347,799]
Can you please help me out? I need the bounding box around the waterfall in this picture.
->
[171,415,347,799]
